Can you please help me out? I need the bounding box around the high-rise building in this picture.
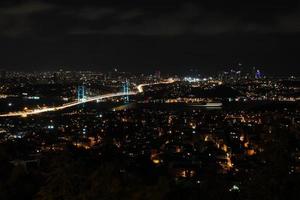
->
[252,67,256,79]
[1,70,6,80]
[155,70,161,79]
[255,70,262,79]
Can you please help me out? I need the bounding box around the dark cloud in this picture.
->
[0,1,55,37]
[1,1,54,15]
[0,0,299,37]
[68,7,116,21]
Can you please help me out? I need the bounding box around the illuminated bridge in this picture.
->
[0,79,175,117]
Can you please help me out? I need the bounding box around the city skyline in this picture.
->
[0,1,299,200]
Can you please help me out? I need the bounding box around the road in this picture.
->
[0,79,175,117]
[136,78,175,93]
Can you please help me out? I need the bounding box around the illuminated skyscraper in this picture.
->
[255,70,262,79]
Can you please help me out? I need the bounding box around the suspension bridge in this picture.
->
[0,79,175,117]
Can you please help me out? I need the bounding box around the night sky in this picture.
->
[0,0,299,75]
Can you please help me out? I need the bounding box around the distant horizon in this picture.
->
[0,67,299,77]
[0,34,298,76]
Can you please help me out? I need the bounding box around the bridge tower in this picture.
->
[77,85,86,102]
[123,79,129,103]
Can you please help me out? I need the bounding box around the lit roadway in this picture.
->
[136,78,175,93]
[0,79,175,117]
